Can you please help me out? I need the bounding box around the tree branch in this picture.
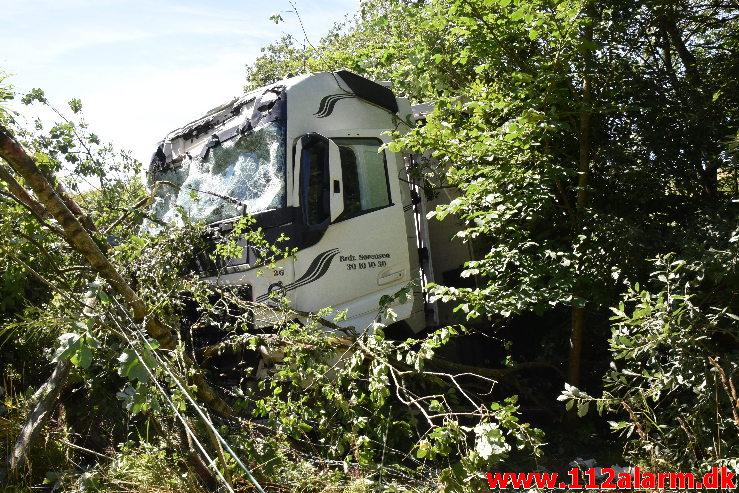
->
[0,123,235,420]
[0,123,177,349]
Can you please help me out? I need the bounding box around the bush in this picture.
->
[562,227,739,473]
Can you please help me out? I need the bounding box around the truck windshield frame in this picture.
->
[149,120,287,226]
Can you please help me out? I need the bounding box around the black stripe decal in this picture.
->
[256,249,340,302]
[289,252,334,288]
[314,94,355,118]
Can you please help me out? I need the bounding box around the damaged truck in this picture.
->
[148,70,474,336]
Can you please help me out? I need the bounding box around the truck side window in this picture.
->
[333,138,391,219]
[301,140,329,225]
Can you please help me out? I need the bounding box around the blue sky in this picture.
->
[1,0,359,163]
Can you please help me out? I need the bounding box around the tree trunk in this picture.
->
[0,164,51,221]
[567,307,586,389]
[6,359,71,475]
[660,11,717,197]
[568,67,591,395]
[565,4,594,426]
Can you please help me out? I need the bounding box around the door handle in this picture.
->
[378,270,403,286]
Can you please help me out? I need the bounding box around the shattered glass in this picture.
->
[149,121,286,226]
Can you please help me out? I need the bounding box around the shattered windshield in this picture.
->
[149,121,286,226]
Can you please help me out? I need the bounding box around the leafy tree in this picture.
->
[245,0,456,100]
[385,0,738,389]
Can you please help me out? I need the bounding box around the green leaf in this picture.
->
[78,346,93,369]
[416,441,430,459]
[474,422,510,459]
[510,7,526,21]
[118,349,151,383]
[53,332,82,363]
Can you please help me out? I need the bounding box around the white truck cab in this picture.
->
[148,71,472,333]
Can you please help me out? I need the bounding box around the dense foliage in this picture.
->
[564,243,739,473]
[1,0,738,490]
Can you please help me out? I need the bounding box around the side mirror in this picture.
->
[295,133,344,229]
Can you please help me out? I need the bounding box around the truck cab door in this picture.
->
[292,134,412,330]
